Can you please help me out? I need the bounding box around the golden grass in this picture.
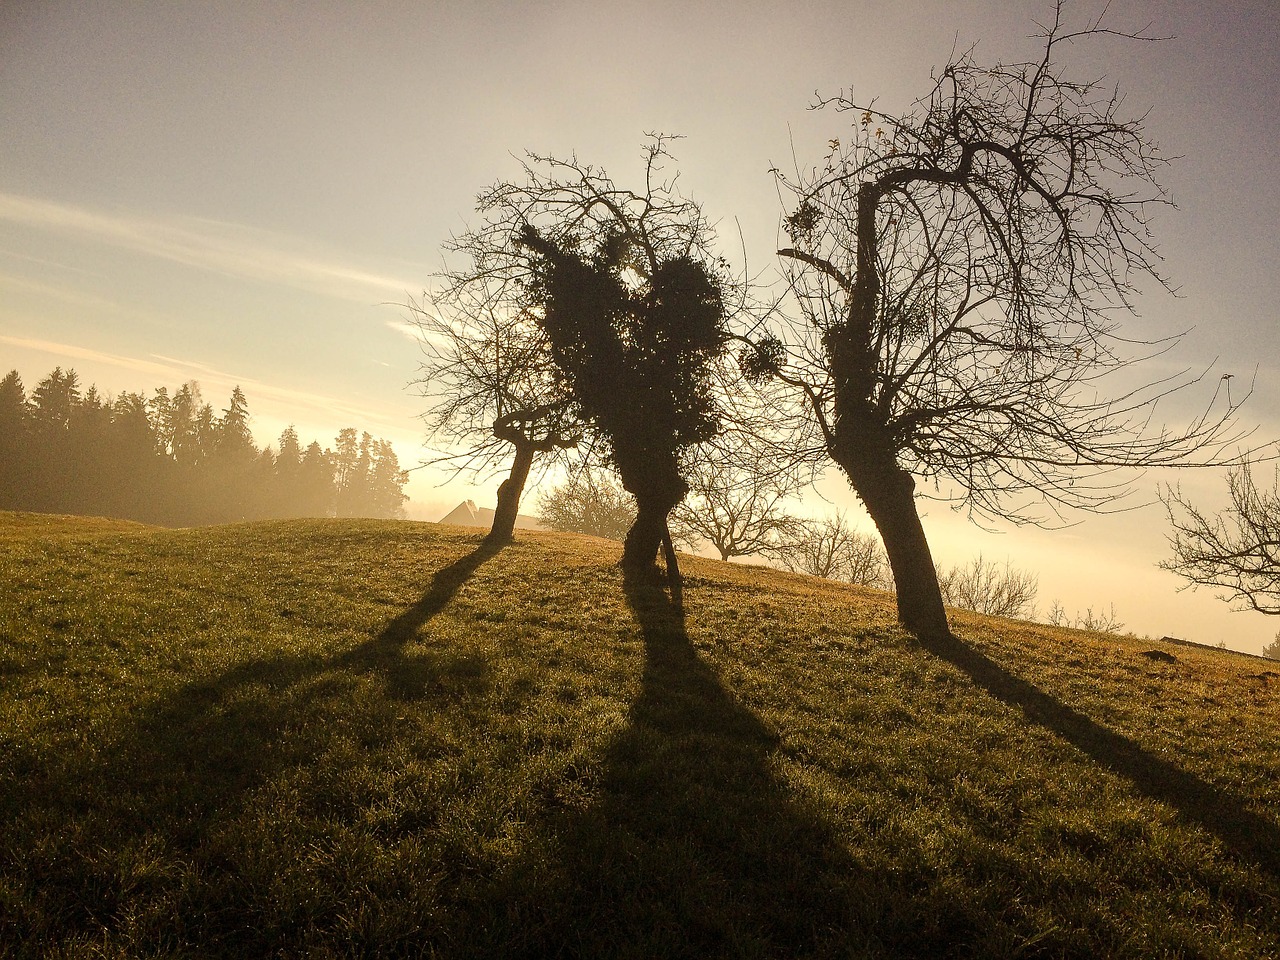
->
[1,513,1276,957]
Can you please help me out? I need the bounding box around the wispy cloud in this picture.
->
[0,335,192,384]
[386,319,423,342]
[0,272,128,314]
[0,193,423,303]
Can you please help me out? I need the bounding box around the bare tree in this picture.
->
[410,274,579,545]
[936,555,1038,620]
[669,430,807,562]
[1045,600,1069,628]
[771,513,889,587]
[536,466,635,541]
[751,3,1247,638]
[1044,598,1125,633]
[1161,461,1280,615]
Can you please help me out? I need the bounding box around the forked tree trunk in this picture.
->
[838,448,951,639]
[486,442,535,546]
[621,495,675,572]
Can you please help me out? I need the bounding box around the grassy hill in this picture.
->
[2,513,1277,958]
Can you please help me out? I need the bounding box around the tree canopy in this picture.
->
[449,137,737,583]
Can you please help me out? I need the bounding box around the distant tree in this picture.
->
[216,387,255,461]
[410,274,579,546]
[1161,462,1280,615]
[772,513,888,588]
[367,438,410,519]
[0,371,30,506]
[332,428,362,517]
[669,433,807,562]
[1045,599,1125,633]
[332,428,409,519]
[208,386,259,519]
[0,367,407,526]
[536,467,635,541]
[106,391,159,518]
[751,5,1247,639]
[463,137,736,595]
[29,366,80,433]
[26,367,83,510]
[1263,633,1280,661]
[166,382,208,467]
[298,441,335,517]
[1045,600,1069,628]
[268,425,304,517]
[936,556,1039,620]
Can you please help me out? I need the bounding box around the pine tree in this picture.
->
[298,441,334,517]
[27,368,83,510]
[0,371,30,508]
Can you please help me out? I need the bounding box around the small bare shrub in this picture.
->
[770,514,889,588]
[535,467,635,541]
[936,555,1038,620]
[1074,604,1125,634]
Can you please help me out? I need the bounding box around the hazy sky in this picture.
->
[3,1,1277,652]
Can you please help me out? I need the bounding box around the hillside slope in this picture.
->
[1,513,1277,958]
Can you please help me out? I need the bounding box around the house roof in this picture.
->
[437,499,544,531]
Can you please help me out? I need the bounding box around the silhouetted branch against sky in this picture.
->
[757,1,1258,637]
[1162,460,1280,615]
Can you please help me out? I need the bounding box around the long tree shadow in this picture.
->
[330,537,506,700]
[918,630,1280,876]
[468,576,884,958]
[8,537,507,945]
[146,536,507,794]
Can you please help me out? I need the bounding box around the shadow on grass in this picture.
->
[152,535,506,788]
[4,538,506,949]
[920,630,1280,877]
[463,576,881,958]
[330,537,506,700]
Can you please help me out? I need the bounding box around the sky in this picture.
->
[2,0,1277,653]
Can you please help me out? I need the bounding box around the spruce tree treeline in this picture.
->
[0,367,409,526]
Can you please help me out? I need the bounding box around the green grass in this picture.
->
[1,512,1278,958]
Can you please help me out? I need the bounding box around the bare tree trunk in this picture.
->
[621,495,673,572]
[486,442,534,546]
[661,524,683,612]
[837,447,950,639]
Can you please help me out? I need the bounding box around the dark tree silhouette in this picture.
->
[0,367,408,526]
[409,274,579,546]
[755,4,1247,637]
[514,142,732,583]
[1161,462,1280,615]
[27,367,82,511]
[0,371,31,505]
[483,139,733,583]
